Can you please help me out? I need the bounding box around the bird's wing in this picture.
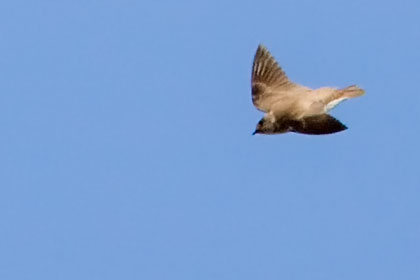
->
[290,114,347,135]
[251,44,308,112]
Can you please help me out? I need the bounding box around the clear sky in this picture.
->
[1,0,420,279]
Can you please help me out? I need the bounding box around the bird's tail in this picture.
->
[340,85,365,98]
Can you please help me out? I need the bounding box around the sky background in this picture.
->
[1,0,420,279]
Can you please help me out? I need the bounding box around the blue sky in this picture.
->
[1,0,420,279]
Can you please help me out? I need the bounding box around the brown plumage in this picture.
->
[251,44,365,135]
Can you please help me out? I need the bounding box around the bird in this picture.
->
[251,44,365,135]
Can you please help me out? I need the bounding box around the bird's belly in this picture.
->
[292,98,327,118]
[270,99,299,118]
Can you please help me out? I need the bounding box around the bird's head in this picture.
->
[253,117,291,135]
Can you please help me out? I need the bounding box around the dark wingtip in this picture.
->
[255,44,269,58]
[257,43,266,50]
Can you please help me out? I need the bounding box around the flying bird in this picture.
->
[251,44,365,135]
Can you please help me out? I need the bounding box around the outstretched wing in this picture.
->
[290,114,347,135]
[251,44,306,112]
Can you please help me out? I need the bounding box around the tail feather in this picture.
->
[341,85,365,98]
[323,85,365,112]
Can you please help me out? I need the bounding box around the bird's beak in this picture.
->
[252,130,257,135]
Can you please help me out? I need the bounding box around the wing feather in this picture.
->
[251,44,305,112]
[290,114,347,135]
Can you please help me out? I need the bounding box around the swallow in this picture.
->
[252,44,365,135]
